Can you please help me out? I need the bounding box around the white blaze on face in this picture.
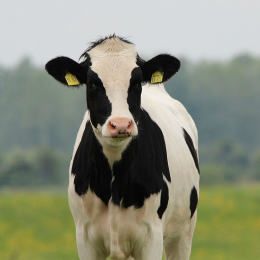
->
[88,38,139,139]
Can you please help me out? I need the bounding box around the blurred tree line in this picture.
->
[0,54,259,188]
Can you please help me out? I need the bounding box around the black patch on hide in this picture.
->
[183,128,200,174]
[112,110,171,218]
[86,69,112,128]
[190,186,198,218]
[72,122,112,205]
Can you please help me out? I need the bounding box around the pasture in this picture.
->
[0,185,259,260]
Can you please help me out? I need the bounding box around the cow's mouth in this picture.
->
[106,134,132,141]
[103,131,133,139]
[101,134,133,148]
[111,133,131,139]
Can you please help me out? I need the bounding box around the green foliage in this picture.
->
[0,147,69,187]
[0,58,85,153]
[0,54,260,187]
[0,186,259,259]
[169,54,260,152]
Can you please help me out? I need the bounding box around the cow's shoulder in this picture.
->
[141,84,198,148]
[141,84,200,178]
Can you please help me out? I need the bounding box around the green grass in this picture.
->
[192,185,260,260]
[0,185,259,260]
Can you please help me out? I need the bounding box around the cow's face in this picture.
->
[46,37,180,148]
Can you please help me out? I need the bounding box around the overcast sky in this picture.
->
[1,0,260,66]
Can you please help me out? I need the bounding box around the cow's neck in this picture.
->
[101,139,132,168]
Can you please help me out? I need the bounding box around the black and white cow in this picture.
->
[46,35,199,260]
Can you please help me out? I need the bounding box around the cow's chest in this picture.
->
[72,111,171,217]
[76,190,162,258]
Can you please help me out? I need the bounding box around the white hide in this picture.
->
[68,85,199,260]
[68,38,199,260]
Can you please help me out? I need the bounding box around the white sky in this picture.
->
[1,0,260,66]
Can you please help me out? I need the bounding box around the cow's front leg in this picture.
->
[76,224,106,260]
[76,224,95,260]
[134,222,164,260]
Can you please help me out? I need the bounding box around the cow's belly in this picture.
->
[68,181,163,258]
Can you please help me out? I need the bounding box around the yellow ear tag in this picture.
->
[151,71,164,84]
[65,73,80,86]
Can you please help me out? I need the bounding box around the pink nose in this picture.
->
[108,117,133,137]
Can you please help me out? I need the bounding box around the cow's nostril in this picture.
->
[127,120,133,129]
[109,121,117,129]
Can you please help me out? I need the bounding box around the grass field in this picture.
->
[0,185,259,260]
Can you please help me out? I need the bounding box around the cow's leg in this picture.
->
[164,213,197,260]
[76,224,95,260]
[134,222,164,260]
[76,224,106,260]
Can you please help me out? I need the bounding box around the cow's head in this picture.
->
[46,36,180,148]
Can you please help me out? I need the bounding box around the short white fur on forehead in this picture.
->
[87,36,137,57]
[87,36,138,93]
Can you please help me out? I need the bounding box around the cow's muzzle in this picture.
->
[107,117,134,138]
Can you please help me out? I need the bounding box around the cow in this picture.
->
[45,35,199,260]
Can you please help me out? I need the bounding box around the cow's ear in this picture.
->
[140,54,180,84]
[45,57,87,87]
